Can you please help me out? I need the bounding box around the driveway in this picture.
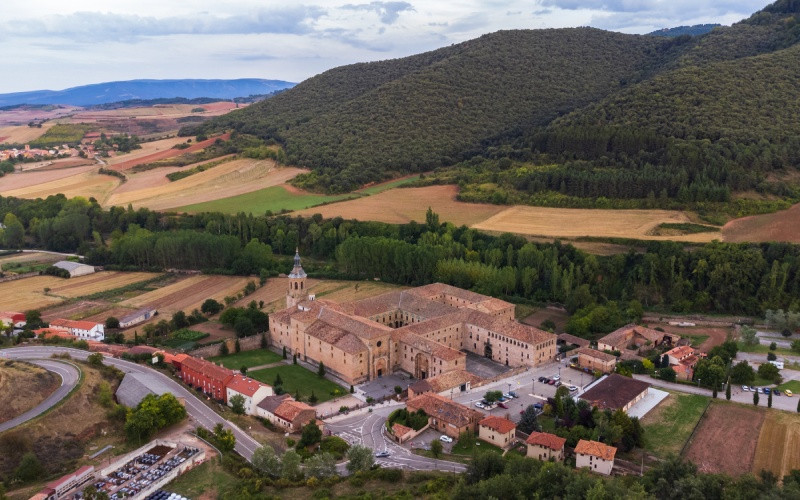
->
[0,347,261,461]
[0,359,80,432]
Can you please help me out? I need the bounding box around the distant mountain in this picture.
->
[0,79,295,107]
[648,24,720,37]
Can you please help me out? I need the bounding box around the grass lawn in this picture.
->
[752,376,777,387]
[641,392,708,457]
[451,438,504,456]
[539,415,557,434]
[166,458,240,498]
[249,364,346,403]
[738,342,795,356]
[177,185,353,215]
[209,349,283,369]
[681,333,710,348]
[776,380,800,393]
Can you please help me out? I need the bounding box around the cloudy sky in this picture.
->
[0,0,773,93]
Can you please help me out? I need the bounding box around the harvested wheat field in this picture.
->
[723,203,800,243]
[0,165,97,192]
[684,402,765,475]
[0,123,55,144]
[104,160,304,210]
[294,185,505,226]
[104,136,191,167]
[45,271,160,298]
[1,168,120,202]
[107,133,230,172]
[0,360,60,424]
[40,300,114,322]
[120,275,249,315]
[472,206,718,242]
[752,411,800,478]
[0,252,62,267]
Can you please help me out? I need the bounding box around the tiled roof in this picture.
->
[181,356,235,383]
[665,345,695,359]
[391,329,464,361]
[275,399,315,422]
[575,439,616,461]
[465,311,554,345]
[34,327,72,339]
[574,347,617,363]
[407,393,482,428]
[558,333,590,347]
[257,394,292,414]
[526,431,566,451]
[479,416,516,434]
[392,423,413,437]
[304,321,368,354]
[425,370,481,393]
[227,374,269,397]
[598,324,680,349]
[0,312,25,322]
[50,318,101,331]
[580,374,650,410]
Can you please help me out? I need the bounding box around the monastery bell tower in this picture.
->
[286,248,307,308]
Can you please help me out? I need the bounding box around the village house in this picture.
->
[179,356,235,403]
[478,415,516,448]
[48,319,105,341]
[407,369,481,398]
[575,439,617,475]
[525,431,566,462]
[665,345,699,381]
[574,347,617,373]
[597,324,680,354]
[580,374,651,413]
[0,311,26,329]
[119,307,157,328]
[270,251,557,385]
[225,374,273,415]
[406,392,483,439]
[255,394,316,432]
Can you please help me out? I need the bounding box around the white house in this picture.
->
[48,319,105,341]
[226,374,273,415]
[575,439,616,475]
[0,312,26,329]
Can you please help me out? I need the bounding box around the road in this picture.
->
[0,359,80,432]
[0,347,261,461]
[326,406,466,473]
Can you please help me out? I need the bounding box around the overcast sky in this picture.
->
[0,0,773,93]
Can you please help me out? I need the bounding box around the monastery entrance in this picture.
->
[374,358,387,378]
[414,353,429,379]
[484,340,493,360]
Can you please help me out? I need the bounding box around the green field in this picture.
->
[776,380,800,393]
[641,392,708,457]
[737,342,795,356]
[357,175,420,195]
[451,438,503,456]
[249,364,346,403]
[208,349,282,369]
[177,185,353,215]
[167,458,240,498]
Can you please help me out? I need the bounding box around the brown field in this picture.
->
[522,307,569,333]
[104,160,304,210]
[647,323,731,352]
[1,168,121,202]
[112,155,235,195]
[0,164,97,192]
[72,102,239,121]
[0,123,56,143]
[120,275,249,315]
[0,360,59,424]
[40,300,114,322]
[104,136,193,167]
[0,251,62,267]
[723,203,800,243]
[294,185,505,226]
[473,206,718,242]
[684,403,765,475]
[752,411,800,478]
[107,133,230,172]
[45,271,160,298]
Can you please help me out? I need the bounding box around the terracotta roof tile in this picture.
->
[479,416,516,434]
[598,324,680,350]
[181,356,235,384]
[275,399,315,422]
[407,392,482,428]
[227,374,269,397]
[392,423,413,437]
[526,431,566,450]
[391,329,464,361]
[574,347,617,363]
[580,374,650,411]
[575,439,616,461]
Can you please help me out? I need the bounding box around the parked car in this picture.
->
[503,393,514,400]
[548,379,556,385]
[568,385,578,392]
[763,388,771,395]
[498,396,507,402]
[786,390,793,397]
[554,381,563,387]
[475,402,485,409]
[538,377,546,383]
[742,385,749,391]
[440,435,453,443]
[773,389,782,396]
[533,402,544,410]
[375,450,391,458]
[498,402,508,409]
[508,391,519,398]
[552,375,561,381]
[750,386,757,392]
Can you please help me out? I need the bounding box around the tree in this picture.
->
[293,353,297,364]
[105,316,120,329]
[740,326,758,346]
[768,352,777,361]
[658,367,677,382]
[754,391,760,406]
[309,391,318,404]
[730,361,755,384]
[465,451,505,484]
[14,452,43,482]
[201,298,222,315]
[484,390,503,403]
[297,422,322,449]
[305,452,337,479]
[230,394,246,415]
[252,445,281,477]
[770,342,777,351]
[213,423,236,452]
[234,338,241,353]
[518,405,542,434]
[346,444,374,474]
[171,310,189,329]
[282,346,287,359]
[318,361,326,378]
[274,373,283,386]
[219,341,229,356]
[234,316,255,337]
[24,310,44,330]
[768,390,773,408]
[431,439,443,458]
[792,340,800,354]
[261,334,268,348]
[240,366,248,376]
[712,386,718,399]
[757,362,781,384]
[726,380,731,400]
[281,450,302,480]
[2,213,25,249]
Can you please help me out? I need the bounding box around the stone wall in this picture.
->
[189,334,265,359]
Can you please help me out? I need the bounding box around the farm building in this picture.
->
[574,347,617,373]
[119,307,157,328]
[48,319,105,341]
[35,465,95,500]
[226,374,273,415]
[478,416,516,448]
[406,392,483,439]
[52,260,95,277]
[0,311,26,328]
[526,432,566,462]
[179,356,235,403]
[116,372,175,408]
[665,345,699,381]
[255,394,316,432]
[580,374,650,413]
[575,439,616,475]
[597,324,680,354]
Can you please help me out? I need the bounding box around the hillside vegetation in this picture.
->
[199,0,800,212]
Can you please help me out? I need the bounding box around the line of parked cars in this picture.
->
[741,385,791,396]
[474,391,519,410]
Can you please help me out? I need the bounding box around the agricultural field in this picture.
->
[293,184,504,226]
[119,274,250,316]
[0,251,62,269]
[0,123,56,143]
[521,307,569,333]
[106,133,230,172]
[248,364,347,403]
[640,393,708,457]
[177,184,351,215]
[0,164,97,193]
[0,168,121,202]
[683,402,765,475]
[753,410,800,478]
[208,349,283,370]
[0,360,60,423]
[722,202,800,243]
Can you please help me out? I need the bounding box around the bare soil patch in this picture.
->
[40,300,112,322]
[0,123,56,143]
[723,203,800,243]
[120,275,249,315]
[683,402,765,475]
[522,307,569,333]
[646,323,731,352]
[0,251,62,267]
[186,321,233,344]
[294,185,505,226]
[107,133,230,172]
[0,360,59,424]
[753,411,800,478]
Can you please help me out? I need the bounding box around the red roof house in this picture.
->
[180,356,235,403]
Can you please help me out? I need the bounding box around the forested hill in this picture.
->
[200,0,800,194]
[648,25,720,37]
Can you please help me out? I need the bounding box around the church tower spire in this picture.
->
[286,247,307,308]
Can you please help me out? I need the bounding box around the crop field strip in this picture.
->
[752,411,800,478]
[119,275,249,314]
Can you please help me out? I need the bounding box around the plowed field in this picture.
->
[683,403,764,475]
[107,133,230,172]
[752,411,800,478]
[723,203,800,243]
[120,275,249,315]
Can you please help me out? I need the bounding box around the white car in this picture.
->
[552,375,561,381]
[503,393,514,400]
[742,385,749,391]
[568,385,578,392]
[439,435,453,443]
[474,402,485,409]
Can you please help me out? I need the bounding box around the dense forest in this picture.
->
[192,0,800,208]
[2,196,799,329]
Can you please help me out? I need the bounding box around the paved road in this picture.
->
[326,406,466,473]
[0,359,80,432]
[0,347,261,461]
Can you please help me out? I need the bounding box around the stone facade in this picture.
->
[269,253,557,386]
